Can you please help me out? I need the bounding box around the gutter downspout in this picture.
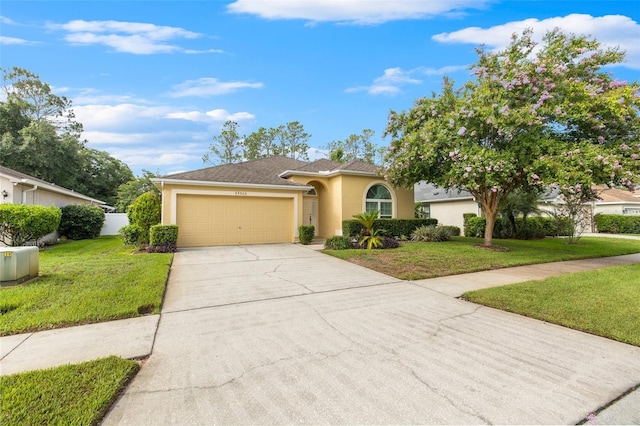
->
[22,184,38,205]
[160,181,165,224]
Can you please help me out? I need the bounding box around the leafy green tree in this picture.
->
[203,120,243,165]
[326,129,386,164]
[0,67,132,200]
[500,187,543,237]
[277,121,310,161]
[76,148,134,206]
[115,170,160,213]
[384,29,639,247]
[243,126,280,160]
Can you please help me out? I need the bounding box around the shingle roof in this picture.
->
[414,182,474,202]
[0,165,105,203]
[0,165,57,187]
[164,156,381,186]
[164,156,309,186]
[596,186,640,203]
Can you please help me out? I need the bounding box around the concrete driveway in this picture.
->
[104,244,640,425]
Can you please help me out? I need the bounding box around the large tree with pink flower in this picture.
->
[384,29,639,247]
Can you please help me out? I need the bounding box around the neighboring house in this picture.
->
[414,182,481,230]
[415,182,640,232]
[152,156,414,247]
[0,165,108,244]
[0,165,105,208]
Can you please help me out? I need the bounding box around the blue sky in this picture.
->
[2,1,639,176]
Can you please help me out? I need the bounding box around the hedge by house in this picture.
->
[464,216,571,239]
[594,214,640,234]
[58,204,105,240]
[148,224,179,253]
[342,218,438,239]
[0,204,61,246]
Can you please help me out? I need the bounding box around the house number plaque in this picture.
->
[235,191,248,196]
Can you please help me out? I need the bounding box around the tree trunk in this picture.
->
[483,204,499,247]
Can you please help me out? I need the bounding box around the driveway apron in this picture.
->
[103,244,640,425]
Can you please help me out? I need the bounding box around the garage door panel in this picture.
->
[176,194,293,247]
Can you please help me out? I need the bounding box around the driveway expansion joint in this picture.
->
[0,332,33,361]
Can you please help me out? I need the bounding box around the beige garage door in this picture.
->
[176,194,293,247]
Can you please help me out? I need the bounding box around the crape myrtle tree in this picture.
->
[383,29,640,247]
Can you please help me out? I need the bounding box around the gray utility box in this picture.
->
[0,246,39,286]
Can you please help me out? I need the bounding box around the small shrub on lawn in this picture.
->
[119,224,144,247]
[324,235,353,250]
[149,224,178,252]
[0,204,61,246]
[411,225,451,242]
[380,237,400,249]
[58,204,105,240]
[440,225,461,237]
[298,225,315,245]
[127,191,161,244]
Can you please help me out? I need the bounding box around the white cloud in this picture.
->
[50,19,219,55]
[73,103,172,130]
[433,14,640,68]
[0,16,16,25]
[227,0,491,24]
[167,77,264,98]
[347,67,421,95]
[0,36,31,45]
[418,65,469,76]
[166,109,255,123]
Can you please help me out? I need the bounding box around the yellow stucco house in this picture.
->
[152,156,415,247]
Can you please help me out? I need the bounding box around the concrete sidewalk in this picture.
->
[1,248,639,424]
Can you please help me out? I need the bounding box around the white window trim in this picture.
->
[362,181,397,218]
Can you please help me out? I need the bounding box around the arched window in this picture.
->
[365,184,393,218]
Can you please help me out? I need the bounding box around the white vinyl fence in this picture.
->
[101,213,129,236]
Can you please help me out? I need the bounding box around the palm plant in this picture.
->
[353,210,383,249]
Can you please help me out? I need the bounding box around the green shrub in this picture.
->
[462,213,477,236]
[298,225,315,245]
[440,225,461,237]
[465,216,571,239]
[342,218,437,239]
[0,204,61,246]
[148,225,178,252]
[324,235,352,250]
[379,237,400,249]
[411,225,451,242]
[58,204,105,240]
[149,225,178,246]
[594,214,640,234]
[126,191,161,245]
[119,224,144,247]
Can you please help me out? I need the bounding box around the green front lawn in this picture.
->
[463,263,640,346]
[0,356,139,425]
[325,236,640,280]
[0,236,172,336]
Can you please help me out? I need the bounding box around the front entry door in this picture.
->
[302,197,318,235]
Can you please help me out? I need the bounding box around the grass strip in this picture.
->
[324,236,640,280]
[0,356,139,425]
[462,263,640,346]
[0,236,172,336]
